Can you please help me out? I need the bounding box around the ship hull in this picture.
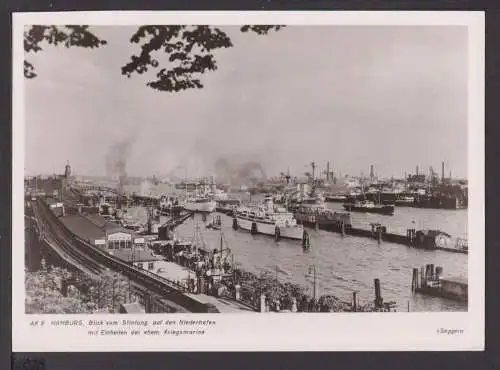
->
[324,196,347,203]
[184,201,216,213]
[235,216,304,240]
[343,204,395,215]
[393,199,415,207]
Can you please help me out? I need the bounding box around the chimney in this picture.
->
[326,161,330,181]
[416,165,419,176]
[370,165,374,179]
[442,161,445,183]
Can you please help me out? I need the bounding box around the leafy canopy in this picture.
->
[24,25,284,92]
[25,267,134,314]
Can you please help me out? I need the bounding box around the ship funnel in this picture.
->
[264,195,274,212]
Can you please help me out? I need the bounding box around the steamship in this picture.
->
[184,197,217,213]
[234,195,304,240]
[343,199,395,215]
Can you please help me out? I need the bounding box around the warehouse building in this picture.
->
[109,249,161,272]
[59,213,135,250]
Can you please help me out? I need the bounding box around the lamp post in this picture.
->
[111,275,116,313]
[308,265,318,312]
[106,268,118,313]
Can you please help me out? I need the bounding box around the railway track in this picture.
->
[33,199,210,313]
[31,203,102,277]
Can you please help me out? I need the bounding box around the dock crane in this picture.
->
[310,161,317,180]
[280,167,292,184]
[429,166,439,187]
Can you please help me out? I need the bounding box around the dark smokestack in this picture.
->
[370,165,374,179]
[441,161,445,183]
[416,165,419,176]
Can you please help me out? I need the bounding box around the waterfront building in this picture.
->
[59,213,136,250]
[109,248,161,271]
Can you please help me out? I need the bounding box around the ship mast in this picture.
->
[220,227,223,269]
[310,161,316,182]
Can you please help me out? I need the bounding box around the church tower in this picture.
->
[65,160,72,179]
[63,160,72,195]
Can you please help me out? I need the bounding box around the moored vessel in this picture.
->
[324,193,347,203]
[233,195,304,240]
[184,197,216,213]
[343,199,395,215]
[393,195,415,207]
[293,191,353,230]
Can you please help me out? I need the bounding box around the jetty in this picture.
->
[294,212,468,254]
[411,264,468,302]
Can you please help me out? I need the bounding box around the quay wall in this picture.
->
[441,279,468,301]
[294,212,467,254]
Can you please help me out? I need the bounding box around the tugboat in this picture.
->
[343,199,395,216]
[206,214,222,231]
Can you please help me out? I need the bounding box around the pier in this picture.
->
[294,213,468,254]
[411,264,468,302]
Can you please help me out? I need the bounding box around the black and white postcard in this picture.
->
[12,11,484,351]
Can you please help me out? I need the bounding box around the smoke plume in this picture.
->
[214,155,267,185]
[105,138,134,194]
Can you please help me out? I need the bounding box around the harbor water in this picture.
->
[125,185,468,312]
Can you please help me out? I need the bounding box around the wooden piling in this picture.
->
[341,221,345,236]
[411,269,415,291]
[274,226,281,242]
[426,265,432,286]
[352,291,357,312]
[407,229,414,246]
[411,268,419,291]
[302,230,310,249]
[374,278,383,308]
[436,266,443,280]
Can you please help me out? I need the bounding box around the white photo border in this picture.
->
[12,11,485,352]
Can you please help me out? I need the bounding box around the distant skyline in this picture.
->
[25,25,468,179]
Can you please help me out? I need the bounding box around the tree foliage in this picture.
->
[24,24,284,91]
[25,267,93,314]
[88,270,129,313]
[25,266,133,314]
[24,25,107,78]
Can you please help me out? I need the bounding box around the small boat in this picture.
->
[343,200,395,215]
[206,214,222,230]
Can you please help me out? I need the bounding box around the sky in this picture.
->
[24,25,468,179]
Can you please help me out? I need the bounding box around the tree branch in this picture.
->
[23,25,107,78]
